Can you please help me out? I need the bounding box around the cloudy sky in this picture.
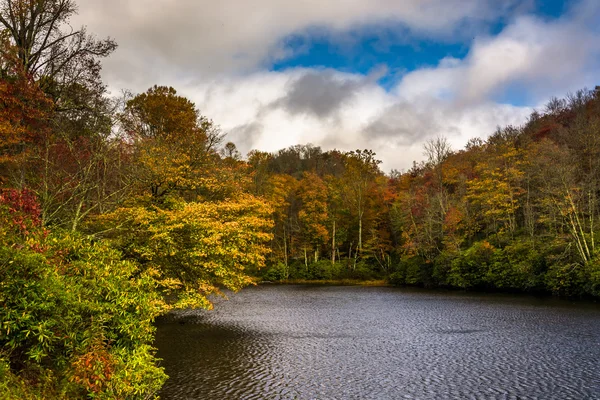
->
[74,0,600,172]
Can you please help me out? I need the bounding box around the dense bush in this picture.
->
[447,241,495,289]
[388,236,600,298]
[486,241,543,290]
[388,256,435,287]
[0,191,166,399]
[262,262,288,281]
[585,257,600,297]
[263,259,385,282]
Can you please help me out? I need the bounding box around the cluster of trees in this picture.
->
[388,90,600,296]
[252,89,600,299]
[247,147,391,281]
[0,1,271,398]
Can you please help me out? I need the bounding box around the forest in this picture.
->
[0,0,599,398]
[254,91,600,298]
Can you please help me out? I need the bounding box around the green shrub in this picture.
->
[433,250,457,286]
[486,241,542,290]
[307,260,342,280]
[389,256,427,286]
[263,262,288,281]
[448,241,495,288]
[0,231,167,399]
[347,261,375,280]
[288,260,308,280]
[545,262,587,297]
[585,256,600,297]
[387,271,405,285]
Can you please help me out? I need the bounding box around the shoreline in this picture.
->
[258,279,391,287]
[254,279,599,302]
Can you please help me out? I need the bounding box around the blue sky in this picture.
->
[76,0,600,171]
[271,0,572,100]
[273,33,470,89]
[272,0,571,70]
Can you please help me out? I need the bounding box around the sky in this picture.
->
[73,0,600,172]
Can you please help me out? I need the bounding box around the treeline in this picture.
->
[250,89,600,298]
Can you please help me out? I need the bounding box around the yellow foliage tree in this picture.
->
[90,86,275,309]
[94,194,273,309]
[467,143,524,235]
[122,86,228,199]
[297,171,329,264]
[265,173,297,274]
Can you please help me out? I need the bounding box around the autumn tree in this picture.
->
[88,86,274,308]
[325,174,348,265]
[362,174,394,272]
[467,139,524,238]
[121,86,226,199]
[0,35,52,182]
[0,0,116,103]
[341,149,382,260]
[265,173,297,276]
[527,139,595,264]
[0,0,125,231]
[94,195,273,309]
[421,136,452,246]
[297,171,329,265]
[247,149,273,196]
[423,136,452,201]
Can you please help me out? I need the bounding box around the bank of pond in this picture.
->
[259,241,600,299]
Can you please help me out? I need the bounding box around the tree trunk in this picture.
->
[358,212,363,253]
[348,242,353,263]
[283,227,288,268]
[331,220,336,264]
[71,200,83,232]
[283,227,289,279]
[304,246,308,271]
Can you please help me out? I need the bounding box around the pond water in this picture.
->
[155,285,600,399]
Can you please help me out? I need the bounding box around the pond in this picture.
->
[155,285,600,399]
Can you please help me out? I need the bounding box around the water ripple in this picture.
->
[155,286,600,399]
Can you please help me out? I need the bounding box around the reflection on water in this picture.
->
[155,285,600,399]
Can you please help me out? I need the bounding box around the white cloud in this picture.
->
[69,0,600,172]
[397,6,600,104]
[394,57,462,100]
[73,0,521,89]
[182,69,532,172]
[463,15,599,102]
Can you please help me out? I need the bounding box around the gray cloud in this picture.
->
[363,100,530,153]
[364,102,441,144]
[73,0,525,90]
[227,122,264,151]
[274,70,365,118]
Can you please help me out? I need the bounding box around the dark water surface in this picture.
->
[155,285,600,399]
